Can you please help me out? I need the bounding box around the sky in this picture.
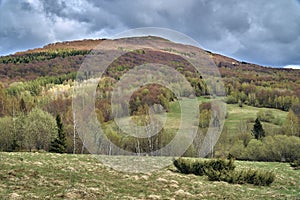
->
[0,0,300,68]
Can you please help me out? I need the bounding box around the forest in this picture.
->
[0,37,299,168]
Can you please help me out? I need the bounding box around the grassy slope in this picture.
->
[112,97,288,135]
[225,104,287,133]
[167,97,288,132]
[0,152,299,199]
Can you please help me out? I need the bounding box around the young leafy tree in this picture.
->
[24,108,57,151]
[251,118,265,140]
[285,104,300,136]
[0,116,14,151]
[50,114,67,153]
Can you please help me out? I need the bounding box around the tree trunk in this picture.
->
[73,112,76,154]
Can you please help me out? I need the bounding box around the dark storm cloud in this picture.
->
[0,0,300,67]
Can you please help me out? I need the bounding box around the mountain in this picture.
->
[1,36,299,106]
[0,37,299,84]
[0,36,299,160]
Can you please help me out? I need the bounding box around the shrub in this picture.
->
[226,96,237,104]
[173,158,192,174]
[230,135,300,162]
[290,159,300,170]
[173,158,235,176]
[238,99,243,108]
[206,158,235,172]
[257,110,274,123]
[206,168,275,186]
[174,157,275,186]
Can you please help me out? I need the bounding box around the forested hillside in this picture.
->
[0,37,299,166]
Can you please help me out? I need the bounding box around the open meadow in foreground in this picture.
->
[0,152,299,200]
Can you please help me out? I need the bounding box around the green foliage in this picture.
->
[257,110,275,122]
[7,72,77,96]
[173,158,193,174]
[286,104,300,137]
[0,49,90,64]
[251,118,265,140]
[0,116,15,151]
[173,158,235,176]
[19,98,27,113]
[24,108,57,151]
[207,169,275,186]
[0,108,58,152]
[238,99,243,108]
[174,157,274,186]
[290,159,300,170]
[230,135,300,162]
[226,95,238,104]
[49,114,67,153]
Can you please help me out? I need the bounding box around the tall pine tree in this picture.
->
[251,118,265,140]
[49,114,67,153]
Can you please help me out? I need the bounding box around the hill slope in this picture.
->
[0,152,299,199]
[0,37,299,85]
[0,36,299,156]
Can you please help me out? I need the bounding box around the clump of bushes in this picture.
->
[230,135,300,162]
[173,158,275,186]
[290,159,300,170]
[173,157,235,176]
[206,168,275,186]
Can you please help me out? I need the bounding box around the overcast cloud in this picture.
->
[0,0,300,67]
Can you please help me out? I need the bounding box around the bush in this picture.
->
[226,96,237,104]
[257,110,274,123]
[230,135,300,162]
[174,157,275,186]
[173,158,192,174]
[272,118,282,126]
[290,159,300,170]
[173,158,235,176]
[206,168,275,186]
[238,169,274,186]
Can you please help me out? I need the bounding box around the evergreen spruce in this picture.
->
[251,118,265,140]
[19,98,27,113]
[49,114,67,153]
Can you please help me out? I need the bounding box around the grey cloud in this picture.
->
[0,0,300,67]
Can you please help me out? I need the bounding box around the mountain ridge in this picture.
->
[0,36,299,93]
[1,36,296,72]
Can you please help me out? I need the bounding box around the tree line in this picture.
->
[0,108,66,153]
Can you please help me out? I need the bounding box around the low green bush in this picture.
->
[173,158,192,174]
[230,135,300,162]
[290,159,300,170]
[206,169,275,186]
[173,158,235,176]
[174,157,275,186]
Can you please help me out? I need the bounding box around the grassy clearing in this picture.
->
[167,97,288,134]
[225,104,287,134]
[0,152,299,199]
[111,97,288,134]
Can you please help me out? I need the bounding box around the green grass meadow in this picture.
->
[0,152,299,199]
[0,99,294,199]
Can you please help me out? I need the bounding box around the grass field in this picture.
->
[225,104,288,133]
[0,152,299,199]
[110,97,288,134]
[166,97,288,134]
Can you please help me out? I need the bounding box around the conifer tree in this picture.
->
[49,114,67,153]
[251,118,265,140]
